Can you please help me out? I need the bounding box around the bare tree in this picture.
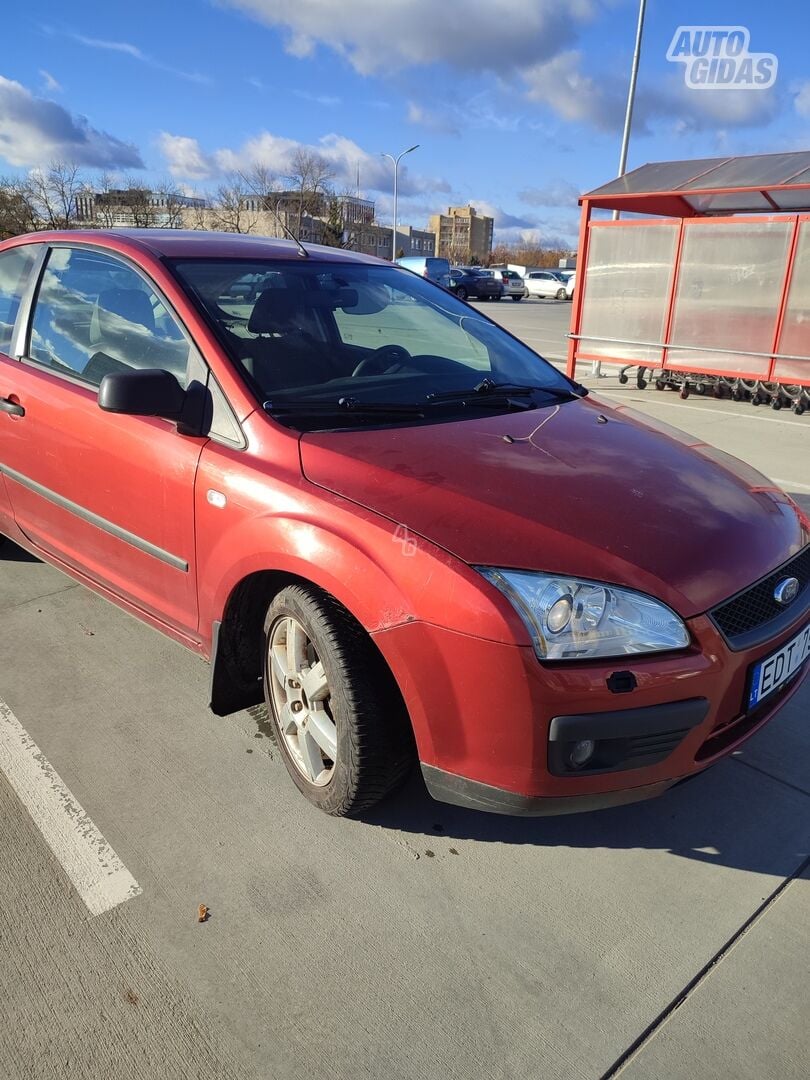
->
[284,149,334,239]
[208,175,256,234]
[0,177,38,239]
[26,162,86,230]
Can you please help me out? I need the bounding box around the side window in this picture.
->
[0,244,39,356]
[28,248,190,388]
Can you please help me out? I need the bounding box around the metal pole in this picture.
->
[613,0,647,221]
[382,145,419,260]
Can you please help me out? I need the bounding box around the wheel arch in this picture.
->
[208,567,413,723]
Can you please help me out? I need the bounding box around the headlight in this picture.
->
[478,569,690,661]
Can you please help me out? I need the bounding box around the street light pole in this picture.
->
[613,0,647,221]
[381,144,419,260]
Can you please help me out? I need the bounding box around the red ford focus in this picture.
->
[1,231,808,816]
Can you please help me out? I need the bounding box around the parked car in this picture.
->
[1,231,808,819]
[448,267,503,301]
[525,270,569,300]
[395,255,451,288]
[478,268,527,301]
[565,271,576,300]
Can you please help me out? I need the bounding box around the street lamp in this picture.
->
[381,144,419,261]
[614,0,647,220]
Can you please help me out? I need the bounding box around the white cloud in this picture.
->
[467,199,535,230]
[406,102,460,136]
[293,90,342,107]
[158,133,215,181]
[523,49,780,134]
[39,69,62,93]
[519,180,580,208]
[407,92,520,136]
[65,31,211,84]
[219,0,596,75]
[795,81,810,119]
[523,50,627,132]
[159,129,452,196]
[0,76,143,168]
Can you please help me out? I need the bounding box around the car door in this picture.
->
[0,244,205,636]
[0,243,44,535]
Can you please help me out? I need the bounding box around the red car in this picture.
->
[1,231,808,817]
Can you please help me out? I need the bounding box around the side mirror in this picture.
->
[98,368,186,420]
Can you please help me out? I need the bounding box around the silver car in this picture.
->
[478,268,527,301]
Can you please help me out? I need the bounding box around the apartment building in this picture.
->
[428,205,494,263]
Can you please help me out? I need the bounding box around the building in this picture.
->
[391,225,436,259]
[71,184,427,260]
[429,205,494,263]
[76,188,206,229]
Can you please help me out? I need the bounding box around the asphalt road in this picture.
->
[1,299,808,1080]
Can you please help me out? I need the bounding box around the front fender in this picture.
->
[194,440,526,658]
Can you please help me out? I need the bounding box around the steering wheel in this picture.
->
[351,344,412,378]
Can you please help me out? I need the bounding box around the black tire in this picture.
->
[263,584,414,817]
[455,287,467,301]
[511,295,523,302]
[555,288,567,300]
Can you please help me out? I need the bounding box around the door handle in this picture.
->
[0,396,25,417]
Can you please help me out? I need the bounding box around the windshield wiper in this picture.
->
[426,378,583,405]
[263,396,425,418]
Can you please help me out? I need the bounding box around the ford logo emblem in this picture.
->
[773,577,800,606]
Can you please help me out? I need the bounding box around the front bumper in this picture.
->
[373,609,809,814]
[421,765,678,816]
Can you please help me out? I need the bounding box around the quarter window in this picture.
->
[0,244,39,356]
[28,248,190,388]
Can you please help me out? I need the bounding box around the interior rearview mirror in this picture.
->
[97,368,186,420]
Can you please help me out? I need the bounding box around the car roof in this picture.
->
[8,229,388,265]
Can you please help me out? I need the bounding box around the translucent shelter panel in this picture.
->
[684,191,772,214]
[769,185,810,211]
[678,152,810,191]
[587,158,727,197]
[578,223,678,362]
[775,219,810,383]
[666,220,792,374]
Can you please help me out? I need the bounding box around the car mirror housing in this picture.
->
[97,368,186,420]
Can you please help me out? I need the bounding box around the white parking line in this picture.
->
[0,698,141,915]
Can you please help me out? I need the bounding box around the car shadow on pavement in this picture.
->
[363,737,810,879]
[0,539,40,563]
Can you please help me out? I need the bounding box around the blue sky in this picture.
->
[2,1,809,246]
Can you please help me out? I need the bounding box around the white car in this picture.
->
[524,270,569,300]
[565,271,576,299]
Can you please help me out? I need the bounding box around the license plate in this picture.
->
[747,621,810,709]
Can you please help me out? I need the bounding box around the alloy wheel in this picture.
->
[267,615,336,786]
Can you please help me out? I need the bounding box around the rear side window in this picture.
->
[28,247,190,388]
[0,244,39,356]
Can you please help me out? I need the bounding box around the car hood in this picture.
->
[299,396,809,617]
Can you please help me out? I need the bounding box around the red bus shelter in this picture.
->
[566,151,810,392]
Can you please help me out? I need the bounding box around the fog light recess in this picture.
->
[568,739,597,769]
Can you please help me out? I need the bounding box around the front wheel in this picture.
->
[555,288,567,300]
[455,286,468,301]
[263,585,414,816]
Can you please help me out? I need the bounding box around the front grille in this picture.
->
[710,546,810,646]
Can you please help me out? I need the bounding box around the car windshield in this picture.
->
[170,258,575,428]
